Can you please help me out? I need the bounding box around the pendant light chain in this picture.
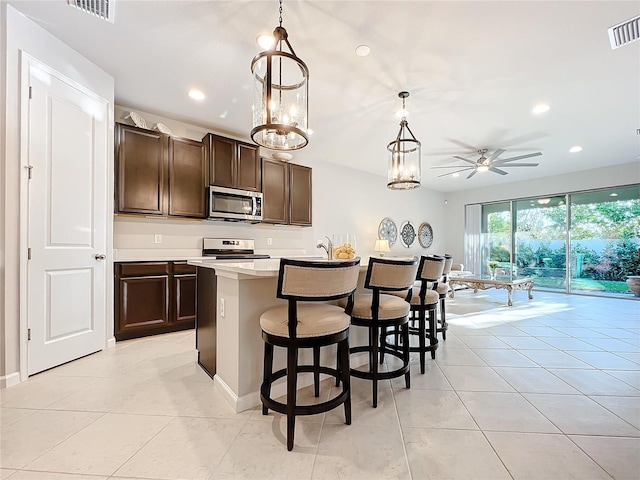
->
[279,0,283,28]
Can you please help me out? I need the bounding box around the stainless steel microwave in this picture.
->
[208,185,263,222]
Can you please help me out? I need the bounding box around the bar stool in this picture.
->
[433,254,453,340]
[342,256,418,408]
[384,255,445,373]
[259,257,360,451]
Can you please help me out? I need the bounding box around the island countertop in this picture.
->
[187,257,371,277]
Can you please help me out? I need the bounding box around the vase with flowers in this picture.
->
[489,261,499,280]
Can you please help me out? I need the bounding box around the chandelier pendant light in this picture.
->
[250,0,309,150]
[387,91,421,190]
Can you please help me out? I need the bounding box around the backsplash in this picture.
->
[113,216,316,259]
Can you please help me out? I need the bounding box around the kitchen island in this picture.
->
[189,258,370,412]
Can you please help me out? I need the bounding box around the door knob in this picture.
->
[94,254,107,260]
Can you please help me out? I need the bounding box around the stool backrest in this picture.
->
[418,255,446,283]
[442,254,454,276]
[364,257,419,292]
[277,258,361,301]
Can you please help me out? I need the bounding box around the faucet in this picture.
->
[316,235,333,260]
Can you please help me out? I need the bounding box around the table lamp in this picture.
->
[374,239,390,257]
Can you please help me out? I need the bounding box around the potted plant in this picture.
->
[489,260,499,280]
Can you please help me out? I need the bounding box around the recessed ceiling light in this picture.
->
[569,145,582,153]
[610,192,618,197]
[532,103,550,115]
[257,34,275,50]
[355,45,370,57]
[452,172,460,178]
[188,89,205,101]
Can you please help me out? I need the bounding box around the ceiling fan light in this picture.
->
[477,164,489,172]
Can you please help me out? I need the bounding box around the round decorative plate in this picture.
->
[154,123,173,135]
[378,217,398,246]
[418,222,433,248]
[126,111,147,129]
[400,221,416,248]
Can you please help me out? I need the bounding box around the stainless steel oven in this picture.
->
[208,185,263,222]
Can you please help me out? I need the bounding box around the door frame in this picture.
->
[18,51,115,381]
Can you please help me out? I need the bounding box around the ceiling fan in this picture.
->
[431,148,542,179]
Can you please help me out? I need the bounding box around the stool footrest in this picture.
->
[261,366,349,417]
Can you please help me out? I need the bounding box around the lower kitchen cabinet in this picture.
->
[115,261,196,341]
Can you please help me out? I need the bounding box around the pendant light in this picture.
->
[251,0,309,150]
[387,91,421,190]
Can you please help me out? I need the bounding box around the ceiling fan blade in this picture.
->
[487,149,505,162]
[493,152,542,164]
[489,167,509,175]
[437,167,474,177]
[452,155,477,165]
[430,165,471,169]
[495,163,540,167]
[466,169,478,179]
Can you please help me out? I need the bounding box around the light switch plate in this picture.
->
[154,234,162,244]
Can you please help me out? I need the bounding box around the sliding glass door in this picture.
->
[569,186,640,295]
[477,184,639,297]
[514,196,567,291]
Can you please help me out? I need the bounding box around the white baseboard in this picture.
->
[106,336,116,349]
[0,371,21,388]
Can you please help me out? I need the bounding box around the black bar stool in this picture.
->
[260,257,360,451]
[342,256,418,408]
[384,255,445,373]
[433,254,453,340]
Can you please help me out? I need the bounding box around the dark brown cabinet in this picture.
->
[115,261,196,341]
[115,123,207,218]
[203,133,260,192]
[261,157,312,226]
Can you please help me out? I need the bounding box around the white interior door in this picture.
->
[27,61,109,375]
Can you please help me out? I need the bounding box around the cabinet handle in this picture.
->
[94,254,107,260]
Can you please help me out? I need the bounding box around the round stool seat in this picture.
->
[260,304,350,338]
[339,293,410,320]
[389,288,439,305]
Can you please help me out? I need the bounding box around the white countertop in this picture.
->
[187,256,370,277]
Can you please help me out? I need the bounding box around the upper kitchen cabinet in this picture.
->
[168,137,207,218]
[115,123,207,218]
[115,123,167,215]
[289,163,312,226]
[261,157,312,226]
[203,133,260,192]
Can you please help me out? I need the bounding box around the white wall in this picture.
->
[1,5,114,384]
[443,161,640,267]
[114,106,447,260]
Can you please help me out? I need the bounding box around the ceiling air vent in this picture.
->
[68,0,114,23]
[608,15,639,49]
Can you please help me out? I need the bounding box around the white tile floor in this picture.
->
[1,289,639,480]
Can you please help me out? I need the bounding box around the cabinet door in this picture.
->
[205,133,235,188]
[115,124,167,214]
[236,142,260,191]
[289,164,312,226]
[116,275,169,337]
[261,157,289,224]
[172,262,197,325]
[168,137,207,218]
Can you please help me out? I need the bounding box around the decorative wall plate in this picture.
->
[154,123,173,135]
[418,222,433,248]
[378,217,398,246]
[400,221,416,248]
[125,111,147,129]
